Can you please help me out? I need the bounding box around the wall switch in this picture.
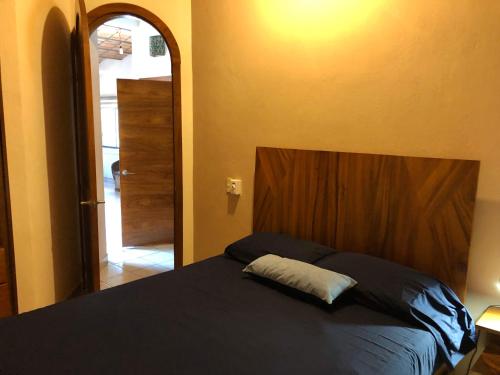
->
[226,178,242,195]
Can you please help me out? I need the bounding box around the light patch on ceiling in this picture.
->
[97,23,133,63]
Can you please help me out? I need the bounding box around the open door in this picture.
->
[72,0,100,292]
[117,79,174,247]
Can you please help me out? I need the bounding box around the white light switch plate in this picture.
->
[226,178,242,195]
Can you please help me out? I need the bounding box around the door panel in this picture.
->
[72,0,100,292]
[0,284,12,317]
[0,65,16,316]
[117,79,174,247]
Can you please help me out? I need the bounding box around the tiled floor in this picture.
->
[101,244,174,289]
[100,179,174,290]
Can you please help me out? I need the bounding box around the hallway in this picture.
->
[100,179,174,290]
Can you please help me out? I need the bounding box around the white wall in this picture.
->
[98,16,171,98]
[99,55,134,97]
[100,100,119,180]
[131,19,171,79]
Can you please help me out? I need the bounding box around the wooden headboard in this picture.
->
[253,147,480,300]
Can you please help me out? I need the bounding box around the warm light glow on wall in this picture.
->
[256,0,383,42]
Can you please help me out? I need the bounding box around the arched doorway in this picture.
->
[87,4,183,279]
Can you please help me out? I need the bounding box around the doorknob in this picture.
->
[80,200,105,206]
[122,170,136,176]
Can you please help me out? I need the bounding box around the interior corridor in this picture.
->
[100,180,174,290]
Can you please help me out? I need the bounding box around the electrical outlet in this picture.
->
[226,178,242,195]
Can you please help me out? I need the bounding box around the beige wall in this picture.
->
[0,0,81,312]
[86,0,194,267]
[192,0,500,297]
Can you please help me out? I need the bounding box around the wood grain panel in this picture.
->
[118,79,174,246]
[72,0,100,291]
[0,65,16,313]
[0,248,6,284]
[0,283,12,318]
[253,147,480,300]
[335,153,479,300]
[254,148,338,247]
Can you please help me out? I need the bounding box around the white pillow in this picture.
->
[243,254,357,304]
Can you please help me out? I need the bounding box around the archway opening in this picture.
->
[87,5,183,289]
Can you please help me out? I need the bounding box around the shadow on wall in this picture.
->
[41,7,82,301]
[467,198,500,297]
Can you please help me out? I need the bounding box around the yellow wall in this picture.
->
[192,0,500,297]
[0,0,192,312]
[86,0,194,267]
[0,0,81,312]
[2,0,497,312]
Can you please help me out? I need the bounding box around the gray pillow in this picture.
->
[243,254,357,304]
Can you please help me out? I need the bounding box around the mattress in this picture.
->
[0,256,439,374]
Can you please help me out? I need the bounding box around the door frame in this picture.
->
[87,4,183,269]
[0,63,18,314]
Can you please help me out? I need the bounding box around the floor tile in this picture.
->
[140,251,173,264]
[153,244,174,252]
[131,266,164,277]
[100,263,123,279]
[112,256,154,268]
[100,281,111,290]
[121,248,157,259]
[106,271,143,287]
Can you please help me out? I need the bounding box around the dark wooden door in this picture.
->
[0,64,16,317]
[72,0,100,292]
[117,79,174,247]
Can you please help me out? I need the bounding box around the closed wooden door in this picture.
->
[72,0,100,292]
[117,79,174,247]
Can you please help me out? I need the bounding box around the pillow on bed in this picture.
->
[243,254,357,304]
[225,232,335,264]
[315,252,476,368]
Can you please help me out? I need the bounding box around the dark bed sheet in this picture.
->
[0,256,438,375]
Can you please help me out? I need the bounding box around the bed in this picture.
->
[0,147,480,375]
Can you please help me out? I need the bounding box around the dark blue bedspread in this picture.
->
[0,256,439,374]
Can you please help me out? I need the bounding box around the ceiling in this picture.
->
[97,24,133,63]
